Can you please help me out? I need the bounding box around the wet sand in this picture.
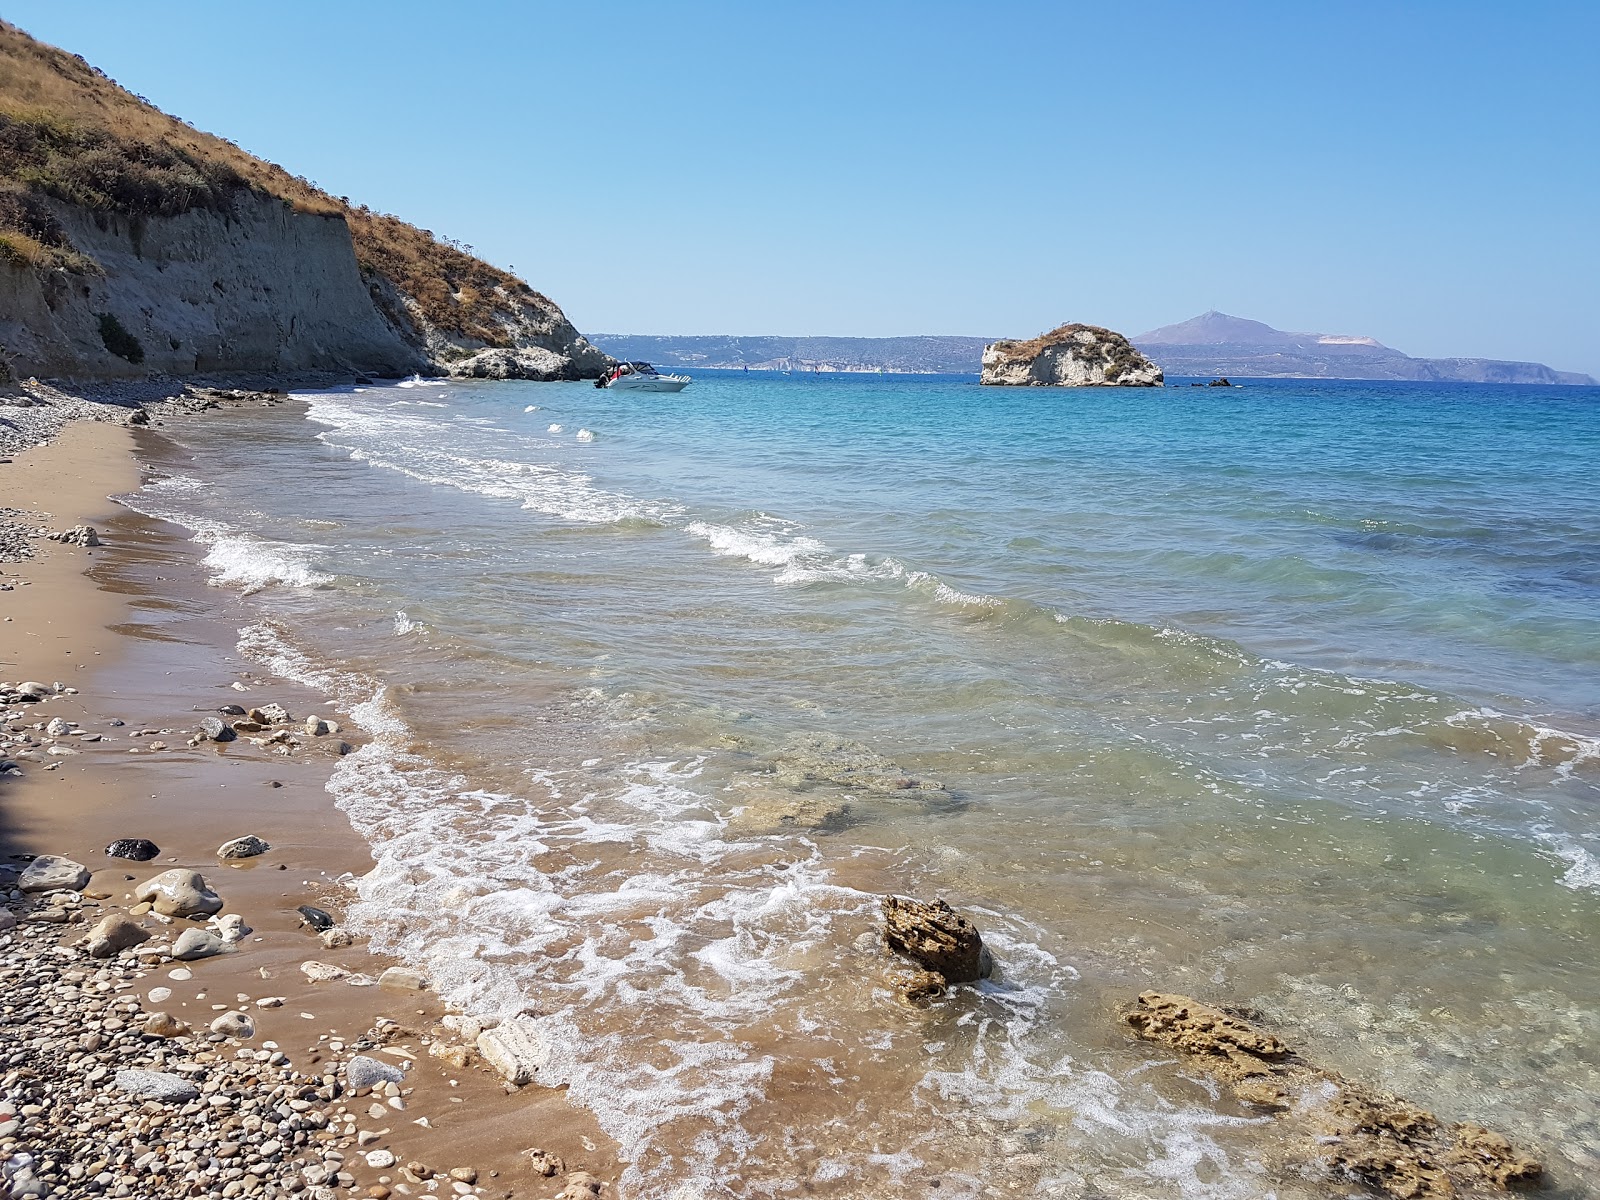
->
[0,413,618,1195]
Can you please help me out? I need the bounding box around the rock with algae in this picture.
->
[882,895,992,1000]
[1124,991,1541,1199]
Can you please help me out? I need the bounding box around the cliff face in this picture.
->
[0,22,609,383]
[0,194,424,378]
[981,324,1163,387]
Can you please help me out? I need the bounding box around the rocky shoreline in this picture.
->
[0,394,618,1199]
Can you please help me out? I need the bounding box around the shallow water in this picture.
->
[125,373,1600,1197]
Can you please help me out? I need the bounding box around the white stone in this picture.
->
[476,1019,547,1087]
[134,869,222,917]
[364,1150,396,1169]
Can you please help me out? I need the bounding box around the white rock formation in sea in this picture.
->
[981,323,1163,387]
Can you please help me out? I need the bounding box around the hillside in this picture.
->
[0,22,608,381]
[596,318,1595,386]
[591,333,992,374]
[1133,311,1595,385]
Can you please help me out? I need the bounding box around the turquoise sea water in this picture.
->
[128,373,1600,1199]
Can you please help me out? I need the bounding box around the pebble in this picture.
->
[210,1010,256,1039]
[364,1150,397,1169]
[172,926,229,961]
[346,1055,406,1091]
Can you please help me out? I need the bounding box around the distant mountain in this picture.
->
[1132,311,1595,386]
[591,334,990,375]
[595,316,1596,386]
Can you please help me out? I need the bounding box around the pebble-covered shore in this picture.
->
[0,883,603,1200]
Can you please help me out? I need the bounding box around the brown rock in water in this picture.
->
[1123,991,1541,1199]
[892,969,948,1005]
[882,895,990,983]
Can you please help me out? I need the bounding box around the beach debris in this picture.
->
[198,715,236,742]
[43,524,99,547]
[18,854,89,893]
[134,868,223,917]
[296,904,336,932]
[104,837,160,861]
[217,833,271,859]
[476,1019,547,1087]
[80,911,149,958]
[883,895,991,985]
[1124,991,1542,1198]
[346,1055,406,1092]
[171,927,229,961]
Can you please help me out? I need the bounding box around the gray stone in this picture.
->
[135,869,223,917]
[17,681,49,700]
[171,927,229,961]
[82,911,149,958]
[217,834,270,860]
[476,1019,547,1087]
[113,1069,200,1103]
[18,855,90,893]
[199,716,236,742]
[344,1055,405,1092]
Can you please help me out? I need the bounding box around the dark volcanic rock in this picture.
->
[296,904,335,933]
[882,895,990,983]
[105,838,160,861]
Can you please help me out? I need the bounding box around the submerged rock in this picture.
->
[1124,991,1541,1198]
[882,895,991,984]
[981,323,1163,387]
[774,732,944,795]
[724,786,853,834]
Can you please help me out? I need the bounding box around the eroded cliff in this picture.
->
[0,21,609,383]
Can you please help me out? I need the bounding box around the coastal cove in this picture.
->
[41,370,1591,1199]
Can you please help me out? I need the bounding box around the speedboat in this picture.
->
[595,361,691,392]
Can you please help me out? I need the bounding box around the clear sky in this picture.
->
[14,2,1600,373]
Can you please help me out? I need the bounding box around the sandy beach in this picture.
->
[0,398,618,1200]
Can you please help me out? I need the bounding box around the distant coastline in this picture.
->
[595,316,1597,386]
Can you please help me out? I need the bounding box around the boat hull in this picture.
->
[604,375,690,393]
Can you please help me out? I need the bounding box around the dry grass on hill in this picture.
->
[0,21,542,346]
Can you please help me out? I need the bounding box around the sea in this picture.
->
[122,371,1600,1199]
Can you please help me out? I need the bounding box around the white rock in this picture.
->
[148,986,173,1003]
[213,913,253,942]
[364,1150,396,1169]
[378,966,427,992]
[18,855,90,893]
[300,960,348,983]
[476,1019,547,1087]
[171,927,229,961]
[44,717,70,737]
[210,1010,256,1039]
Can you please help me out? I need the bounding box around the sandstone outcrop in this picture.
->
[1124,991,1541,1198]
[981,323,1163,387]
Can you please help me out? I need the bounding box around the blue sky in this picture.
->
[16,2,1600,373]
